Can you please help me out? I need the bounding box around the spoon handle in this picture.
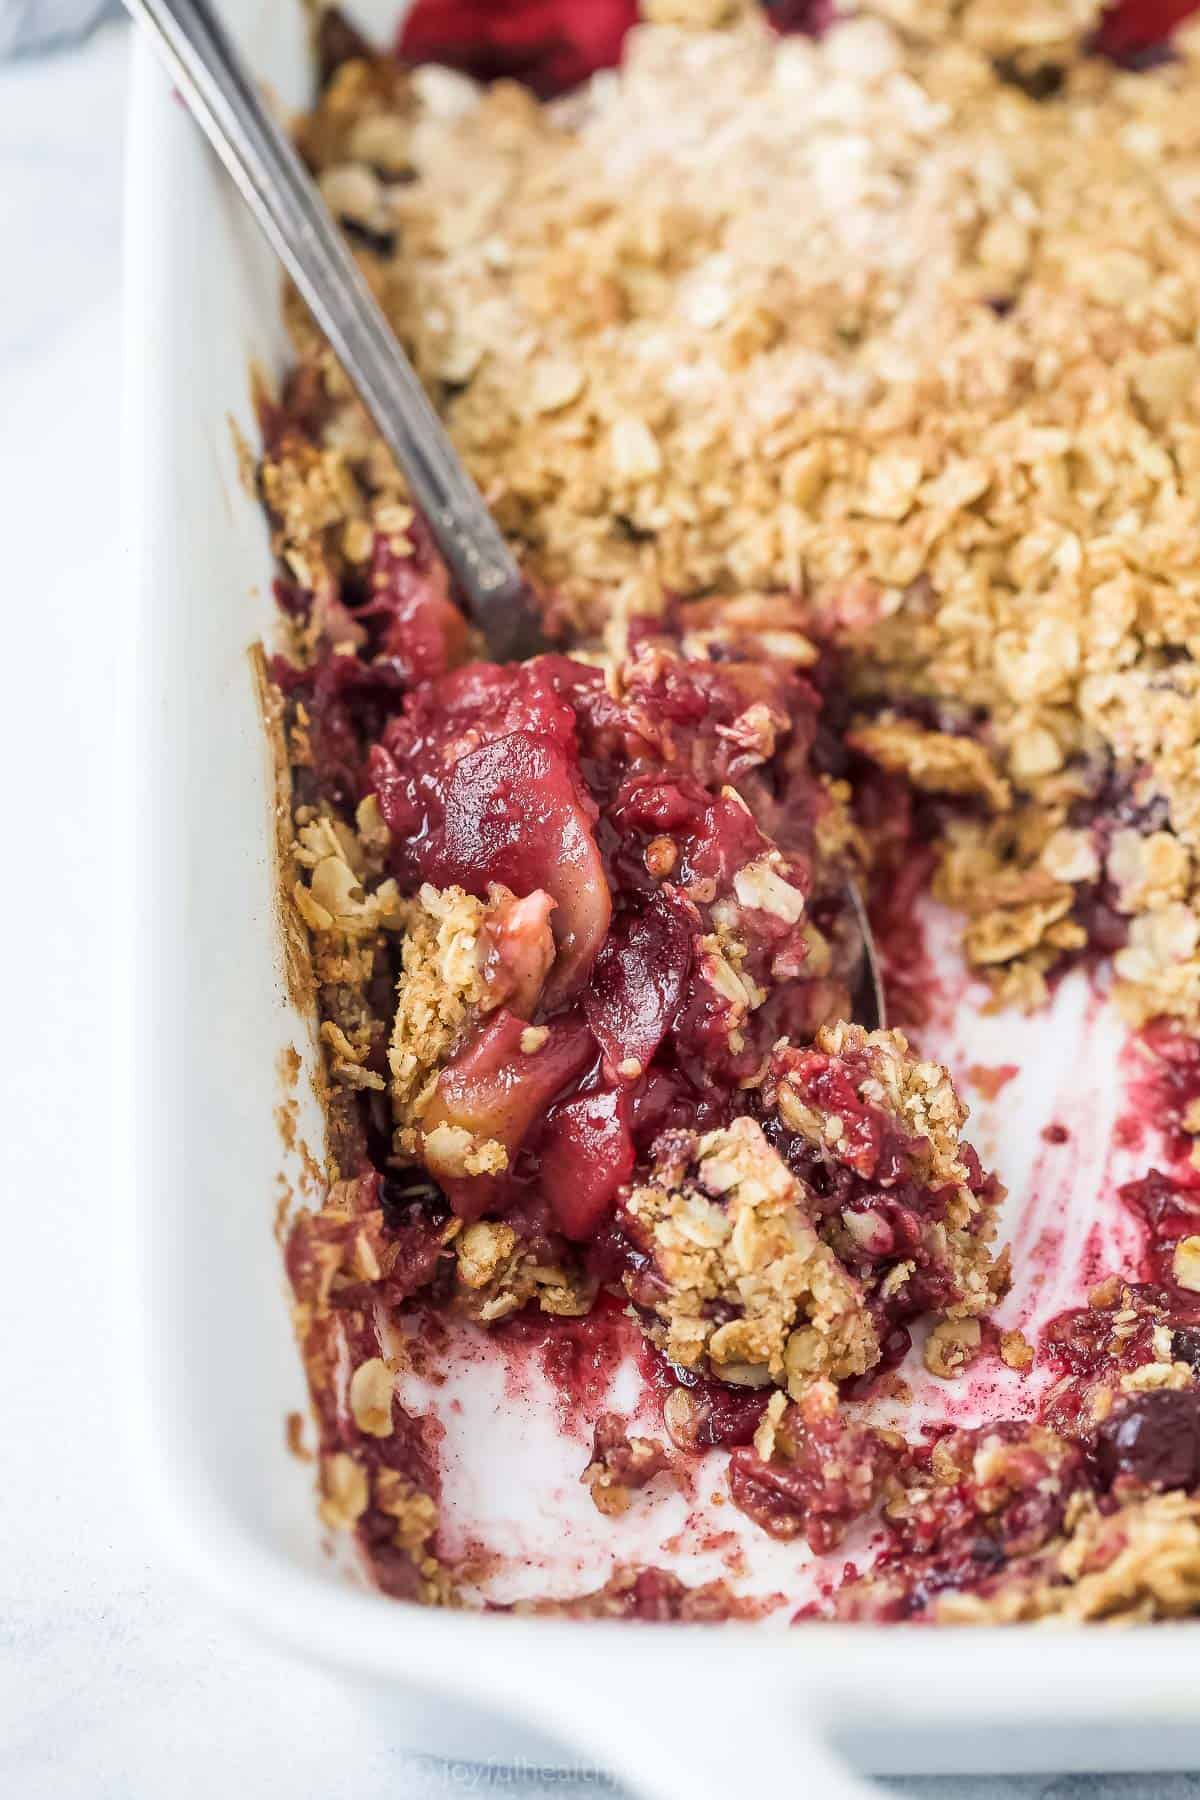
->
[126,0,536,654]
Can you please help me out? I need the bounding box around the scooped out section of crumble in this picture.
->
[274,495,1008,1378]
[616,1023,1005,1397]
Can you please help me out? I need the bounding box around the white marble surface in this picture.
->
[1,19,1197,1798]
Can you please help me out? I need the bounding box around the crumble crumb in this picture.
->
[349,1356,396,1436]
[621,1116,879,1392]
[453,1218,594,1324]
[374,1472,440,1556]
[728,1377,896,1552]
[388,884,497,1124]
[454,1219,517,1290]
[777,1021,972,1192]
[582,1413,671,1516]
[421,1121,509,1180]
[767,1020,1005,1326]
[517,1564,769,1621]
[294,811,404,937]
[732,855,807,922]
[285,1411,313,1460]
[924,1316,983,1379]
[319,1452,370,1530]
[388,881,555,1126]
[1000,1328,1035,1372]
[850,718,1012,812]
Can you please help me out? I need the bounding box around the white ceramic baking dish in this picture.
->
[121,4,1200,1791]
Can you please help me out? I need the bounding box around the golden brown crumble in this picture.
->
[374,1471,441,1558]
[582,1414,672,1516]
[287,1,1200,1027]
[923,1316,983,1379]
[1000,1328,1035,1372]
[452,1218,595,1324]
[774,1020,1004,1316]
[285,1173,458,1601]
[929,806,1089,1007]
[849,717,1012,812]
[785,1023,973,1192]
[867,0,1107,57]
[623,1116,879,1392]
[318,1451,370,1530]
[284,801,409,1136]
[938,1491,1200,1623]
[388,883,498,1124]
[349,1356,397,1436]
[388,879,557,1159]
[285,1410,313,1460]
[515,1564,769,1620]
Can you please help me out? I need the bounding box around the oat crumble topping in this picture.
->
[622,1117,879,1389]
[283,0,1200,1028]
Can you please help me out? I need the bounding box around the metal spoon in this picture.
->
[846,877,886,1030]
[126,0,887,1028]
[123,0,541,661]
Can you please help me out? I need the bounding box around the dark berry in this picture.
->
[1171,1327,1200,1375]
[1095,1389,1200,1492]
